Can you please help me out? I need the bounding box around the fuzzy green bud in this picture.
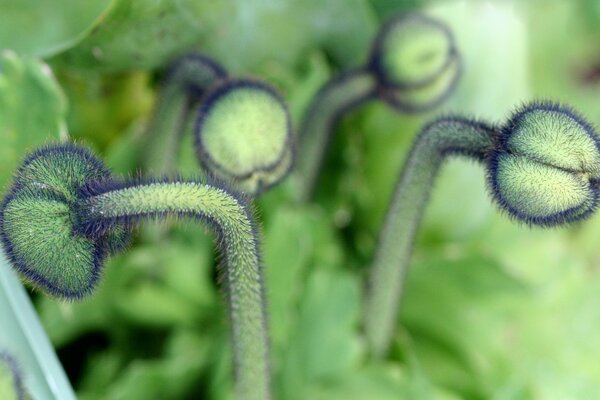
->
[370,13,457,89]
[195,79,292,195]
[0,145,127,299]
[489,102,600,226]
[381,54,460,112]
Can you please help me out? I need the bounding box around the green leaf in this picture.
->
[0,51,66,190]
[59,0,376,73]
[0,0,112,57]
[114,282,199,327]
[0,254,76,399]
[263,206,314,350]
[59,0,226,72]
[280,269,363,400]
[399,254,527,398]
[307,365,460,400]
[111,239,216,328]
[79,330,212,400]
[212,0,376,70]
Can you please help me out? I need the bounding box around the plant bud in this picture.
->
[195,79,293,195]
[488,103,600,226]
[0,144,126,299]
[370,13,458,89]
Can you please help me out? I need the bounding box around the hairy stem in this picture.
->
[143,56,226,174]
[77,181,270,400]
[295,68,376,200]
[364,118,497,356]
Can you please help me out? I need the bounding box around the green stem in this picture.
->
[144,84,188,174]
[143,55,226,174]
[0,253,76,400]
[295,68,376,201]
[364,117,497,357]
[77,181,270,400]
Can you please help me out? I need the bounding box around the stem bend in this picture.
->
[76,178,270,400]
[365,117,497,356]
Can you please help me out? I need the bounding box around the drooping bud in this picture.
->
[194,79,293,195]
[0,144,127,299]
[488,102,600,226]
[369,13,458,89]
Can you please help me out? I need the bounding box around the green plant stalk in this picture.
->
[364,118,496,357]
[78,181,270,400]
[295,69,376,200]
[0,254,76,400]
[144,85,190,174]
[143,56,226,174]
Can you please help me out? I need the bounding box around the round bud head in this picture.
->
[0,352,24,400]
[370,13,457,89]
[381,53,461,113]
[195,79,293,195]
[0,144,127,299]
[488,102,600,226]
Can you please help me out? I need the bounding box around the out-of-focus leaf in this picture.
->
[368,0,423,19]
[523,0,600,127]
[429,1,530,116]
[81,329,212,400]
[77,350,122,398]
[399,254,527,398]
[109,238,216,327]
[0,51,66,190]
[0,0,112,57]
[280,269,362,400]
[160,238,216,309]
[579,0,600,34]
[58,0,227,72]
[300,0,377,66]
[103,120,145,174]
[263,206,314,351]
[469,215,600,399]
[59,70,154,149]
[114,282,198,327]
[307,365,460,400]
[100,359,192,400]
[287,51,331,122]
[60,0,376,73]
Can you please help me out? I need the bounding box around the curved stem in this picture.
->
[364,117,497,357]
[295,68,376,201]
[77,181,270,400]
[143,56,226,174]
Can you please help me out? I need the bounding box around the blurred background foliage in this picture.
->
[2,0,600,398]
